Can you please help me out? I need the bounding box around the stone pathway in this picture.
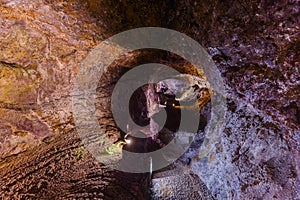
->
[150,169,214,200]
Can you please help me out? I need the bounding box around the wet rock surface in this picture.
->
[0,0,299,199]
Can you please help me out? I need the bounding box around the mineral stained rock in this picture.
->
[0,0,299,199]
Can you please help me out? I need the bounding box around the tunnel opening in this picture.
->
[95,49,212,162]
[90,45,215,199]
[127,83,181,153]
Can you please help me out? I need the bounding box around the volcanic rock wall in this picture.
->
[0,0,299,199]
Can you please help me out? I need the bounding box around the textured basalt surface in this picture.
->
[0,0,299,199]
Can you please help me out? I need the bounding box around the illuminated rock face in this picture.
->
[0,0,299,199]
[0,0,102,157]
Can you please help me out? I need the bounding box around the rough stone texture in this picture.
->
[0,0,299,199]
[0,0,150,199]
[163,1,300,199]
[152,173,214,200]
[0,0,102,157]
[0,130,149,199]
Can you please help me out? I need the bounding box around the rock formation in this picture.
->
[0,0,299,199]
